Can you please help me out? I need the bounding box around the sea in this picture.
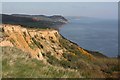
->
[59,17,118,57]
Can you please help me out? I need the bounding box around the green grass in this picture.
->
[2,42,119,78]
[2,47,81,78]
[45,52,60,66]
[59,37,89,59]
[63,52,78,62]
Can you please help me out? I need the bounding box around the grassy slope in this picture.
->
[1,26,119,78]
[2,47,81,78]
[0,23,119,78]
[2,46,119,78]
[58,37,119,78]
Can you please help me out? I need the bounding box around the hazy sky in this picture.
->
[2,2,118,19]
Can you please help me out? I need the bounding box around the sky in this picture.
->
[2,2,118,19]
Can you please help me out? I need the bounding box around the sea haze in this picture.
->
[59,17,118,57]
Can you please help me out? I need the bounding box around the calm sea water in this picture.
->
[59,17,118,57]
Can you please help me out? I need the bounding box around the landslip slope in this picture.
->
[0,24,119,78]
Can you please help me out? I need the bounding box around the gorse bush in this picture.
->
[59,37,88,59]
[63,52,78,62]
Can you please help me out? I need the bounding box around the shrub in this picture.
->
[23,32,26,37]
[59,38,82,56]
[59,59,71,68]
[63,52,78,62]
[10,38,15,43]
[29,44,35,49]
[32,37,43,49]
[46,53,60,66]
[41,52,45,56]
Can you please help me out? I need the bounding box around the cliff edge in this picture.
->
[1,24,119,78]
[0,24,94,60]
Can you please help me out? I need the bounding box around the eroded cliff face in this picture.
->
[1,24,119,78]
[0,24,94,61]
